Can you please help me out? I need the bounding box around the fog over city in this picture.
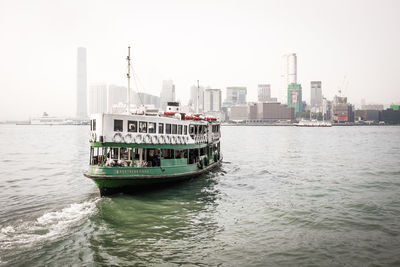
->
[0,0,399,121]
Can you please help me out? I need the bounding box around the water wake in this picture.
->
[0,198,100,252]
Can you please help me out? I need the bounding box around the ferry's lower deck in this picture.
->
[84,140,221,195]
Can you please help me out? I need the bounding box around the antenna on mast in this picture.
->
[196,80,200,114]
[127,46,131,114]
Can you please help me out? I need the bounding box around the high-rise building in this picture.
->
[225,87,247,106]
[76,47,87,118]
[89,83,107,115]
[281,53,297,104]
[189,85,204,112]
[108,84,127,113]
[160,80,175,110]
[257,84,271,102]
[287,83,303,113]
[310,81,322,109]
[133,92,160,108]
[204,89,222,112]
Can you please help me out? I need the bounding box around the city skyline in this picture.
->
[1,0,400,120]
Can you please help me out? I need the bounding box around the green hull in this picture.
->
[85,159,222,196]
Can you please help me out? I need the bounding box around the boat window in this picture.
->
[175,149,187,159]
[196,125,200,135]
[110,148,119,160]
[120,148,129,160]
[161,149,174,159]
[166,124,172,134]
[184,125,187,135]
[139,121,147,133]
[148,122,156,133]
[93,119,96,131]
[178,125,182,135]
[146,149,160,167]
[172,124,177,134]
[114,120,123,132]
[189,125,195,135]
[128,121,137,132]
[159,123,164,134]
[90,120,92,131]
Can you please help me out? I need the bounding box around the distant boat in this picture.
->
[30,112,68,125]
[295,119,332,127]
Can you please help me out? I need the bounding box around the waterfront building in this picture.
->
[189,84,204,112]
[89,83,108,115]
[76,47,87,119]
[287,83,303,113]
[310,81,322,110]
[204,89,222,112]
[381,108,400,124]
[249,102,295,122]
[228,105,248,121]
[360,104,384,111]
[332,95,354,122]
[226,87,247,106]
[108,84,127,113]
[160,80,176,110]
[281,53,297,104]
[354,110,380,122]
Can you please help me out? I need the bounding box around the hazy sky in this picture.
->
[1,0,399,120]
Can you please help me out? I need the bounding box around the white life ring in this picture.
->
[134,134,143,144]
[182,136,186,144]
[113,133,123,143]
[124,133,133,143]
[165,135,171,144]
[176,136,181,144]
[158,135,165,144]
[151,135,158,144]
[171,136,176,144]
[144,134,152,144]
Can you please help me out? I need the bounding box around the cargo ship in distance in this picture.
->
[84,47,222,196]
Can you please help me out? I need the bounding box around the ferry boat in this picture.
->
[84,48,222,195]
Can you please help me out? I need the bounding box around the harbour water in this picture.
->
[0,125,399,266]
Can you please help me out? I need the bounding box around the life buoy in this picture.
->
[176,136,182,144]
[144,134,152,144]
[151,135,158,144]
[158,135,165,144]
[165,135,171,144]
[124,133,133,143]
[134,134,143,144]
[113,133,123,143]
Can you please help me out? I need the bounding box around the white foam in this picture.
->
[0,198,100,250]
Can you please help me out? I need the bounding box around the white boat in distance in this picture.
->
[295,119,332,127]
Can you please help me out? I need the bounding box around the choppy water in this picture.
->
[0,125,400,266]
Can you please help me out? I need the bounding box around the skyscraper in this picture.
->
[281,53,297,104]
[204,89,222,112]
[108,84,127,113]
[89,83,107,115]
[257,84,272,102]
[189,84,204,113]
[160,80,176,110]
[310,81,322,109]
[225,87,247,106]
[287,83,303,113]
[76,47,87,118]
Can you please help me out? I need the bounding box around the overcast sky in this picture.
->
[0,0,399,120]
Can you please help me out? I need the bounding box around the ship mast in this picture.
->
[127,46,131,114]
[197,80,200,114]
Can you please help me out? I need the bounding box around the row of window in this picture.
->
[115,119,189,135]
[90,118,219,135]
